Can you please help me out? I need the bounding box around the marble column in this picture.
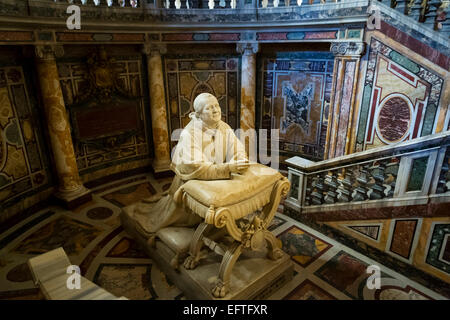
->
[35,45,91,207]
[237,43,259,158]
[325,42,365,159]
[143,43,171,173]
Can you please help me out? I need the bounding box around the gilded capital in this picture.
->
[35,45,64,60]
[330,42,365,57]
[236,42,259,56]
[142,43,167,57]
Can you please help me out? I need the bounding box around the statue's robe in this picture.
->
[133,116,247,235]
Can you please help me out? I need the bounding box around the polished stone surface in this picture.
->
[0,173,447,300]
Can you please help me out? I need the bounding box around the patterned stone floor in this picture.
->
[0,173,447,300]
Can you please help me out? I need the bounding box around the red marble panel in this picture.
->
[334,60,356,157]
[390,220,417,259]
[412,102,424,139]
[380,21,449,71]
[74,102,139,140]
[0,31,33,41]
[162,33,193,41]
[57,33,94,42]
[304,31,338,40]
[256,32,288,41]
[112,33,145,42]
[301,203,450,221]
[283,279,337,300]
[443,236,450,263]
[209,33,240,41]
[378,96,411,142]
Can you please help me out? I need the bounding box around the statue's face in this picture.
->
[199,96,221,127]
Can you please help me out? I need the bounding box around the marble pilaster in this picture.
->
[325,42,365,159]
[35,45,91,207]
[237,43,258,158]
[143,43,171,173]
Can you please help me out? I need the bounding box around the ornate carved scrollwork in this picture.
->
[330,42,365,56]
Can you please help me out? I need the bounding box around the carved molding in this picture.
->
[236,42,259,56]
[331,41,365,57]
[35,44,64,60]
[142,42,167,57]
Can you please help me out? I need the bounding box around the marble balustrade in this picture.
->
[285,131,450,213]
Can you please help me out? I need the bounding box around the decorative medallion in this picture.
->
[376,95,412,143]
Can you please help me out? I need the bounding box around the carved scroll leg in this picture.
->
[263,230,283,260]
[212,241,243,298]
[183,222,212,270]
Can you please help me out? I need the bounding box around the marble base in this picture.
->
[54,186,92,210]
[152,158,172,174]
[121,210,294,300]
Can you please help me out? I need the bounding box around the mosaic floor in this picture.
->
[0,173,447,300]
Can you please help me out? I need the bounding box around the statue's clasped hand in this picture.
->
[229,160,250,174]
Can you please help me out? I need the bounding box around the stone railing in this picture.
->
[285,131,450,214]
[0,0,447,35]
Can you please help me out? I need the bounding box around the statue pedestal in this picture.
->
[121,210,294,300]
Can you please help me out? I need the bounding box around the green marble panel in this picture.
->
[356,85,373,144]
[347,29,361,39]
[421,103,437,136]
[406,156,428,192]
[388,51,420,74]
[290,174,300,200]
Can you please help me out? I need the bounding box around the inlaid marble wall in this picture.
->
[259,52,334,161]
[164,56,240,149]
[323,216,450,283]
[0,66,52,210]
[356,37,446,152]
[58,56,150,175]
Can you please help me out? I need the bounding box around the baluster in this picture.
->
[119,0,126,7]
[262,0,269,8]
[436,150,450,193]
[93,0,100,6]
[208,0,215,8]
[304,185,311,206]
[175,0,181,9]
[369,162,387,200]
[435,2,446,31]
[353,164,369,201]
[324,171,339,204]
[273,0,279,7]
[219,0,226,7]
[419,0,429,22]
[405,0,415,15]
[107,0,113,6]
[337,169,353,203]
[391,0,398,8]
[311,174,325,205]
[130,0,138,7]
[385,158,399,198]
[81,0,87,5]
[297,0,303,6]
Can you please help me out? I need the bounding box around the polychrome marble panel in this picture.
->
[260,53,334,160]
[0,66,51,210]
[58,58,149,174]
[164,56,240,150]
[356,37,444,151]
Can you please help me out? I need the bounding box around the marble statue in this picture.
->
[131,93,250,235]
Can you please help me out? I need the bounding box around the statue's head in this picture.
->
[193,93,222,127]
